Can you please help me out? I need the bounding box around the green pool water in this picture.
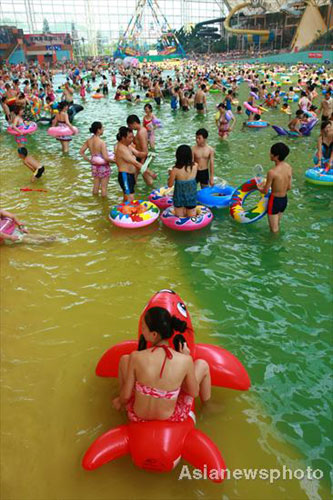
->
[0,73,332,500]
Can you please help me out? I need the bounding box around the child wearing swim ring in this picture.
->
[51,101,77,153]
[10,106,30,144]
[168,145,198,218]
[281,103,291,115]
[113,306,211,422]
[80,121,113,197]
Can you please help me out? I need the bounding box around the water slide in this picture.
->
[196,17,226,29]
[291,0,328,51]
[224,2,270,37]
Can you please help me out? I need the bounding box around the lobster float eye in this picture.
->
[177,302,187,318]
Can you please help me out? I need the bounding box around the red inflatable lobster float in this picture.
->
[82,290,251,482]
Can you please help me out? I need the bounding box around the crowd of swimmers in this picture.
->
[0,60,332,242]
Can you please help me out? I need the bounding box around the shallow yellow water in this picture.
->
[0,203,324,500]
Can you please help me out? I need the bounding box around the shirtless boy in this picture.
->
[192,128,214,187]
[114,126,142,202]
[319,93,333,122]
[62,82,74,106]
[17,147,45,182]
[194,84,207,114]
[258,142,292,233]
[126,115,156,187]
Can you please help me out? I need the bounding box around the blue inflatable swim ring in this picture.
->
[305,167,333,186]
[197,185,235,208]
[246,121,269,128]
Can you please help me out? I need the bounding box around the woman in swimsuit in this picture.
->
[52,101,77,153]
[80,121,113,197]
[113,306,211,422]
[217,105,231,140]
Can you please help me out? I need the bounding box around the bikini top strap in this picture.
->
[151,344,173,378]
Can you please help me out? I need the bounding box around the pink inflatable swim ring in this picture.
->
[109,200,159,229]
[0,217,16,236]
[148,186,173,209]
[47,125,78,137]
[7,122,37,136]
[243,102,259,114]
[161,205,213,231]
[91,152,115,166]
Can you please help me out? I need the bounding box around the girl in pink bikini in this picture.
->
[112,307,211,422]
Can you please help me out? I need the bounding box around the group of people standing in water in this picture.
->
[0,58,332,242]
[0,59,332,421]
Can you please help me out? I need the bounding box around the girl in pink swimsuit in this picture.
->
[143,103,156,148]
[113,306,211,422]
[79,79,86,100]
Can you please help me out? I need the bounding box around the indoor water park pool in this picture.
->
[1,73,332,500]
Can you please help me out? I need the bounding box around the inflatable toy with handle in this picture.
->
[82,290,251,482]
[148,186,173,209]
[7,122,37,137]
[0,217,16,238]
[272,119,318,137]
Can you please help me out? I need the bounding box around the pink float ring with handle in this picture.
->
[0,217,24,244]
[161,205,213,231]
[91,151,115,166]
[243,102,259,114]
[7,122,37,136]
[148,186,173,209]
[109,200,160,229]
[0,217,16,236]
[47,125,78,137]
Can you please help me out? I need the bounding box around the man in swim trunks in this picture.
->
[192,128,215,188]
[153,80,163,106]
[126,114,156,187]
[194,84,207,114]
[62,82,74,106]
[319,93,333,122]
[114,126,143,202]
[258,142,292,233]
[17,147,45,182]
